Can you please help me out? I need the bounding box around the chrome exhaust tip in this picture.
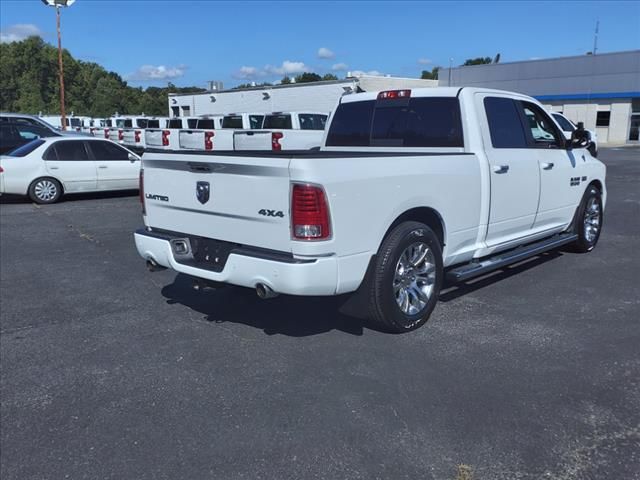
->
[256,283,278,299]
[146,259,166,272]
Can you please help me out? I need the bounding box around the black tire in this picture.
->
[571,185,603,253]
[28,177,62,204]
[367,221,443,333]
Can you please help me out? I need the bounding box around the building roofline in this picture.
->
[445,49,640,71]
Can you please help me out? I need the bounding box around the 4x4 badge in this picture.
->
[196,181,210,204]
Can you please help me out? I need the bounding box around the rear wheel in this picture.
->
[571,185,603,253]
[367,221,443,333]
[28,177,62,204]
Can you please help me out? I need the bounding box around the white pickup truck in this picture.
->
[233,111,328,151]
[135,87,606,333]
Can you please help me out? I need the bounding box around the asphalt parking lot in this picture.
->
[1,147,639,480]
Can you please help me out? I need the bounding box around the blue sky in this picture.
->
[1,0,639,89]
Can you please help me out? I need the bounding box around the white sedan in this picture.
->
[0,137,141,204]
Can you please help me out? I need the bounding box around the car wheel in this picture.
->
[367,221,443,333]
[571,185,603,253]
[28,177,62,204]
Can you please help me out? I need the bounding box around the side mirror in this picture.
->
[567,122,590,150]
[128,153,139,162]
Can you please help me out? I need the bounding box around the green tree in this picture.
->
[420,67,440,80]
[280,76,292,84]
[321,73,338,81]
[462,57,492,66]
[294,72,322,83]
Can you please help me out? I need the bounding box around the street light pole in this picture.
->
[42,0,75,130]
[56,6,66,130]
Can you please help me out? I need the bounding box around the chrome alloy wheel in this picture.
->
[393,241,437,315]
[583,196,601,243]
[34,179,58,202]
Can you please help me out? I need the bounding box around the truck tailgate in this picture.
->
[145,129,165,148]
[122,129,143,148]
[178,130,207,150]
[233,130,272,150]
[142,152,292,252]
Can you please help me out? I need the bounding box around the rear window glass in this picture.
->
[299,114,328,130]
[105,119,113,127]
[146,119,160,129]
[187,119,198,129]
[325,101,374,146]
[168,119,183,129]
[222,116,243,129]
[263,114,293,129]
[136,119,149,129]
[197,119,215,129]
[6,139,45,157]
[69,118,81,127]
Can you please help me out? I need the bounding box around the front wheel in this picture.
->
[28,177,62,204]
[367,221,443,333]
[571,185,603,253]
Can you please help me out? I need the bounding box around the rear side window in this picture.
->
[325,101,375,146]
[7,139,45,157]
[89,141,129,160]
[197,119,215,129]
[168,119,183,129]
[263,114,293,129]
[222,116,243,129]
[249,115,264,129]
[47,141,90,160]
[484,97,528,148]
[299,114,328,130]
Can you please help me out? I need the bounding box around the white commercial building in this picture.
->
[440,50,640,145]
[167,75,438,118]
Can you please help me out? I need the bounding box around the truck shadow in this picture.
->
[161,274,367,337]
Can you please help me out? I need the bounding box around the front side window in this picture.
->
[49,141,90,161]
[552,113,575,133]
[263,114,293,129]
[88,141,129,160]
[484,97,528,148]
[521,102,562,146]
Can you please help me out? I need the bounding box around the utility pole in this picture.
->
[448,58,453,86]
[42,0,75,130]
[593,20,599,55]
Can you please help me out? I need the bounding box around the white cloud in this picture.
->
[332,62,349,71]
[234,66,259,79]
[317,47,335,59]
[417,58,432,65]
[350,70,384,77]
[264,60,310,75]
[127,64,186,81]
[0,24,42,43]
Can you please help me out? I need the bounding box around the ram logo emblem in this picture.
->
[196,181,210,204]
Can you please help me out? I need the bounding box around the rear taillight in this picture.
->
[162,130,170,146]
[272,132,283,151]
[134,130,141,143]
[291,183,331,240]
[118,129,124,141]
[139,168,145,215]
[75,127,81,132]
[0,166,4,173]
[104,129,109,139]
[377,89,411,100]
[205,131,214,150]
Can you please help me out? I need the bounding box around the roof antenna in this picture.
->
[593,20,599,55]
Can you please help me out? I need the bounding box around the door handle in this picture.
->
[49,166,59,170]
[98,165,108,169]
[541,162,555,170]
[492,165,509,174]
